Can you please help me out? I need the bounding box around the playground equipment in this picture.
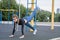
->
[0,9,18,24]
[0,0,19,24]
[26,0,55,31]
[0,0,55,30]
[16,0,37,31]
[51,0,54,30]
[0,10,2,21]
[26,0,37,32]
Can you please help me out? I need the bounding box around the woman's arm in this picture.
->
[12,22,16,35]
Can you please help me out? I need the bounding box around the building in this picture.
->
[56,8,60,13]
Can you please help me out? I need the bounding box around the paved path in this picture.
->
[0,24,60,40]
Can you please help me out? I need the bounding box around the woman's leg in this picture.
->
[25,22,37,35]
[12,23,16,35]
[19,24,24,39]
[9,23,16,37]
[23,8,37,22]
[25,22,35,30]
[21,24,24,35]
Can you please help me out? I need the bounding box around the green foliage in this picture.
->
[54,13,60,22]
[36,10,51,22]
[0,0,19,21]
[20,4,26,18]
[1,0,18,9]
[0,0,60,22]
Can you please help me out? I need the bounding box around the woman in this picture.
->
[9,8,37,39]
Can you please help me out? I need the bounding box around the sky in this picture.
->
[16,0,60,13]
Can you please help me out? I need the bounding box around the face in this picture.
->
[13,17,18,22]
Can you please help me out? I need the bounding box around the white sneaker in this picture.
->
[9,35,14,38]
[33,29,37,35]
[19,35,24,39]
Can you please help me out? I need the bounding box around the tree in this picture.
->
[1,0,18,9]
[55,13,60,22]
[20,4,26,18]
[36,9,52,22]
[0,0,19,21]
[0,0,2,9]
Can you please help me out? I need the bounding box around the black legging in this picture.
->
[12,23,24,35]
[12,22,35,35]
[12,23,16,35]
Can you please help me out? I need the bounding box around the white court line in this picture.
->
[49,37,60,40]
[1,21,13,24]
[0,21,60,26]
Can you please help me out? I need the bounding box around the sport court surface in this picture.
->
[0,24,60,40]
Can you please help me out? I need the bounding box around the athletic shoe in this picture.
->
[9,35,14,38]
[19,35,24,39]
[33,29,37,35]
